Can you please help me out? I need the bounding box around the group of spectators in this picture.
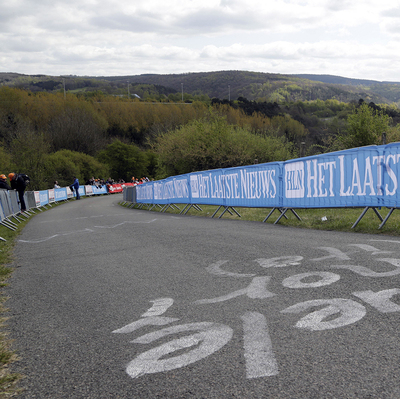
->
[85,177,108,188]
[131,176,150,185]
[0,173,152,212]
[84,176,151,187]
[0,173,30,212]
[52,176,151,191]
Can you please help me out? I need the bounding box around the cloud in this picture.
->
[1,0,400,80]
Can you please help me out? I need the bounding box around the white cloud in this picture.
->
[1,0,400,80]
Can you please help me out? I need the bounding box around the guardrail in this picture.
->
[124,143,400,229]
[0,183,130,241]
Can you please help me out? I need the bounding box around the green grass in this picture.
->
[123,203,400,236]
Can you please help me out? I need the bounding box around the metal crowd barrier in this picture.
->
[0,184,117,242]
[0,189,23,241]
[126,144,400,229]
[121,184,137,208]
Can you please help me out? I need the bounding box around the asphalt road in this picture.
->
[5,194,400,398]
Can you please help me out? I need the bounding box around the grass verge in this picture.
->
[0,216,31,398]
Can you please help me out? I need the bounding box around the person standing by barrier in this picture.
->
[0,174,11,190]
[9,173,30,212]
[70,176,80,200]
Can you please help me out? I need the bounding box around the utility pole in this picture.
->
[127,81,130,99]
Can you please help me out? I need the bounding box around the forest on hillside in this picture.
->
[1,85,399,191]
[3,70,400,105]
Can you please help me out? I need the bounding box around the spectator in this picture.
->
[54,181,61,189]
[0,174,11,190]
[9,172,30,212]
[70,176,80,200]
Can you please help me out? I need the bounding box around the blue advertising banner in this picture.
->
[189,163,281,207]
[154,176,191,204]
[137,181,154,203]
[54,188,68,201]
[283,145,396,208]
[91,185,108,195]
[135,143,400,210]
[39,190,49,206]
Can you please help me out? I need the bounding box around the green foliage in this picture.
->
[347,102,390,146]
[270,115,308,144]
[96,140,149,181]
[331,102,391,150]
[154,111,293,178]
[0,146,12,175]
[1,84,400,189]
[387,124,400,144]
[46,99,108,156]
[44,150,109,188]
[144,150,159,178]
[9,130,50,190]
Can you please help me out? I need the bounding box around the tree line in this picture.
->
[0,87,397,191]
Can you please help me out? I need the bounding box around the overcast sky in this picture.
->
[2,0,400,81]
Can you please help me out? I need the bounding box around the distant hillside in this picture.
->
[96,71,397,104]
[292,74,400,103]
[2,70,400,104]
[292,74,382,86]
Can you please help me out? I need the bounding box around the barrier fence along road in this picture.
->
[127,143,400,228]
[3,143,400,239]
[0,183,130,241]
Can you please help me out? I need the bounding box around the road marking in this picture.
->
[94,219,158,229]
[195,276,275,304]
[112,316,179,334]
[126,322,233,378]
[141,298,174,317]
[241,312,278,378]
[18,228,94,243]
[205,260,256,278]
[255,256,303,268]
[331,258,400,277]
[17,219,159,243]
[282,272,340,289]
[281,298,366,331]
[353,288,400,313]
[348,244,393,256]
[114,241,400,380]
[370,239,400,244]
[311,247,352,261]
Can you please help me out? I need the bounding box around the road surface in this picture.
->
[5,194,400,398]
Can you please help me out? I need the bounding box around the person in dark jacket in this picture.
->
[0,174,11,190]
[71,176,80,200]
[9,173,30,212]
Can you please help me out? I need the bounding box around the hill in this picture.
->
[2,70,400,104]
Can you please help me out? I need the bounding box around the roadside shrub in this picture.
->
[154,111,293,178]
